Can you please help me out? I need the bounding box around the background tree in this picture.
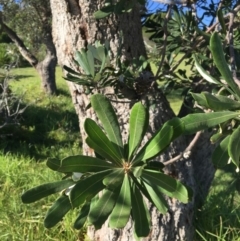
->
[0,0,57,95]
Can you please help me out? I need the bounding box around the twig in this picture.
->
[164,131,202,165]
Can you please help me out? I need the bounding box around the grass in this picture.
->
[0,66,240,240]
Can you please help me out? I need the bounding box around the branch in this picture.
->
[0,12,38,67]
[164,131,202,165]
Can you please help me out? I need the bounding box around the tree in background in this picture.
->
[0,0,57,95]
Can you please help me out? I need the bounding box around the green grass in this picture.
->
[0,66,240,241]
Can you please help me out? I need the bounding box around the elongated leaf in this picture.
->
[191,93,209,108]
[210,32,240,97]
[128,102,148,159]
[212,135,230,168]
[74,202,91,229]
[91,94,124,157]
[162,117,184,141]
[87,49,95,77]
[84,118,123,165]
[63,65,81,76]
[182,111,239,135]
[44,195,72,228]
[75,50,90,75]
[109,174,131,229]
[203,92,240,111]
[64,74,92,86]
[194,55,220,84]
[141,169,190,203]
[57,155,114,173]
[21,179,74,203]
[88,188,119,229]
[103,168,124,190]
[46,158,61,171]
[131,183,150,237]
[70,170,111,208]
[228,126,240,168]
[217,9,226,34]
[143,181,168,214]
[133,125,173,164]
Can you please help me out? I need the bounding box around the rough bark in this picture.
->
[0,11,57,95]
[50,1,215,240]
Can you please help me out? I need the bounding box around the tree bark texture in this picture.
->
[0,11,57,95]
[50,1,215,240]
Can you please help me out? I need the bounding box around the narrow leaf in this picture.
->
[84,118,123,165]
[191,93,209,108]
[21,179,74,203]
[143,181,168,214]
[94,5,114,19]
[194,55,220,84]
[203,92,240,111]
[46,158,61,171]
[217,9,226,35]
[88,188,119,229]
[91,94,124,157]
[57,155,114,173]
[210,32,240,97]
[131,183,151,237]
[75,50,90,75]
[44,195,72,228]
[162,117,184,141]
[133,125,173,164]
[142,169,190,203]
[128,102,148,160]
[70,170,111,208]
[74,202,91,229]
[109,174,131,229]
[182,111,239,135]
[228,126,240,168]
[103,168,124,190]
[212,135,230,168]
[87,49,95,77]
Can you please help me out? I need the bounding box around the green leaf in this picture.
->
[88,188,119,229]
[74,202,91,229]
[64,74,92,86]
[63,65,81,76]
[212,135,230,168]
[103,168,124,190]
[133,125,173,164]
[141,169,190,203]
[91,94,124,157]
[191,93,209,108]
[46,158,61,171]
[109,174,131,229]
[131,183,150,237]
[75,50,91,75]
[182,111,239,135]
[143,181,168,214]
[163,117,184,141]
[57,155,114,173]
[87,49,95,77]
[194,55,220,84]
[210,32,240,98]
[228,126,240,168]
[202,92,240,111]
[84,118,123,165]
[128,102,149,160]
[94,5,114,19]
[217,9,226,35]
[21,179,74,204]
[44,195,72,228]
[70,170,111,208]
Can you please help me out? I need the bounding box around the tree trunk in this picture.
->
[0,11,57,95]
[50,1,215,240]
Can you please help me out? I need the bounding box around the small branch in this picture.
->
[164,131,202,165]
[0,11,38,67]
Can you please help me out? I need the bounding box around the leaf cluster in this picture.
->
[22,94,192,238]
